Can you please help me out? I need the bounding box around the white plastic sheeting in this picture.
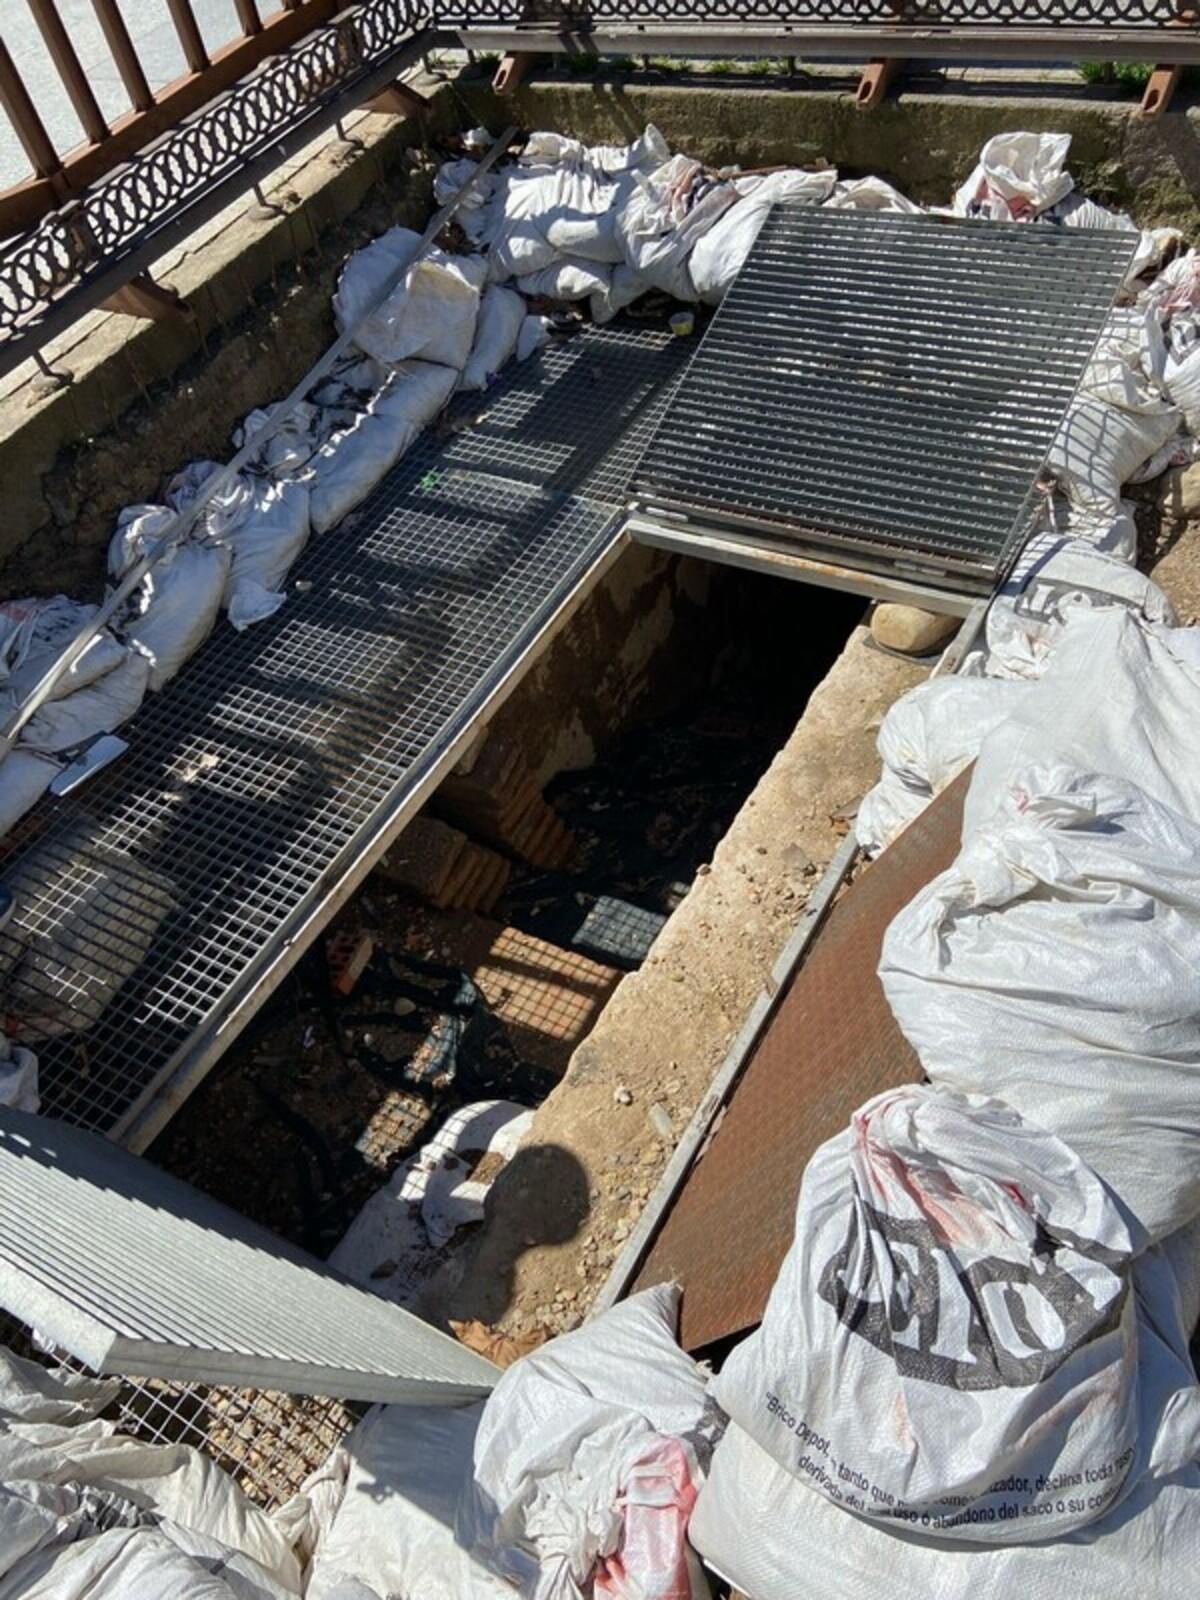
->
[0,1031,37,1112]
[713,1084,1141,1543]
[952,131,1074,222]
[0,1344,302,1598]
[329,1100,533,1306]
[693,1222,1200,1599]
[882,765,1200,1243]
[459,1284,719,1600]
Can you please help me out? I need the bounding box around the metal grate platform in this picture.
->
[632,207,1135,597]
[0,326,687,1148]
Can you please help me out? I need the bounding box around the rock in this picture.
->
[870,603,958,657]
[614,1086,633,1106]
[648,1102,674,1140]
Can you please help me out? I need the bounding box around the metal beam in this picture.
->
[627,515,977,615]
[452,23,1200,63]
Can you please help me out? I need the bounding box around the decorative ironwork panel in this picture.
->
[439,1,1196,25]
[0,0,431,360]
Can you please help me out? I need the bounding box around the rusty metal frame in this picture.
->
[0,4,445,382]
[1,0,361,236]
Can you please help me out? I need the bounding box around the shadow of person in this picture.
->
[419,1141,591,1330]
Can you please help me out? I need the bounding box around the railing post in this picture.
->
[92,0,155,114]
[232,0,263,36]
[165,0,211,75]
[26,0,110,148]
[0,38,63,182]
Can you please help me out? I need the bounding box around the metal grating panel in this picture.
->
[0,327,687,1145]
[632,207,1136,596]
[0,1105,498,1402]
[633,769,970,1351]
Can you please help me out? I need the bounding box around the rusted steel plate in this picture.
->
[634,769,970,1352]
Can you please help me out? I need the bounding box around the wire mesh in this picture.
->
[633,207,1136,594]
[0,1309,361,1508]
[0,326,686,1140]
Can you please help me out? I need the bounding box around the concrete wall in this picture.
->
[461,78,1200,230]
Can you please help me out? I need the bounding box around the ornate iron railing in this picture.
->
[439,0,1194,21]
[0,0,435,378]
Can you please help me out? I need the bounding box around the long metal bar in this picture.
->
[26,0,111,148]
[0,125,517,758]
[0,39,63,180]
[626,514,978,614]
[92,0,155,114]
[165,0,212,74]
[451,22,1200,62]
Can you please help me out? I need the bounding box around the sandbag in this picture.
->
[516,259,611,302]
[17,650,151,753]
[0,752,57,839]
[961,609,1200,841]
[304,1404,511,1600]
[334,232,485,370]
[953,131,1074,221]
[309,360,458,535]
[712,1085,1140,1545]
[693,1223,1200,1600]
[0,597,126,704]
[613,156,736,302]
[824,176,921,215]
[855,676,1028,856]
[110,506,231,691]
[223,476,311,631]
[434,157,496,245]
[233,402,321,476]
[882,765,1200,1243]
[460,285,526,391]
[1049,392,1179,516]
[459,1283,719,1600]
[690,169,837,304]
[966,533,1175,682]
[0,1031,37,1111]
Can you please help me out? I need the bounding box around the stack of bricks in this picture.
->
[377,816,510,916]
[436,738,576,873]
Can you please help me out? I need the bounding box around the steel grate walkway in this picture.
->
[0,326,687,1148]
[632,207,1136,597]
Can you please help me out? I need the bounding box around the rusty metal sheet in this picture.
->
[634,770,969,1351]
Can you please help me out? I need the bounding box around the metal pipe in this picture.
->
[0,125,518,758]
[92,0,154,113]
[0,38,62,179]
[26,0,110,147]
[165,0,210,74]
